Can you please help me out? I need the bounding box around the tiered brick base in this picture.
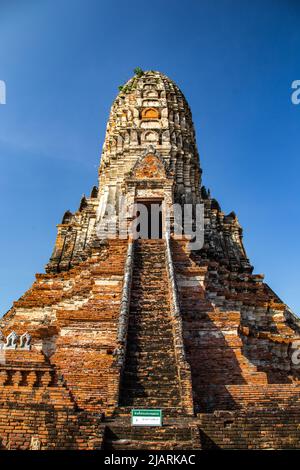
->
[1,237,300,449]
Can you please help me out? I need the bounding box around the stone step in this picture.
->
[119,398,181,407]
[126,348,174,355]
[126,332,173,338]
[125,354,176,362]
[121,369,179,376]
[133,263,166,267]
[127,316,172,322]
[121,394,181,403]
[122,381,179,389]
[123,371,178,378]
[123,354,176,361]
[133,267,166,270]
[105,426,194,441]
[105,440,195,450]
[123,369,178,376]
[120,380,180,388]
[122,384,179,391]
[126,334,174,340]
[130,300,169,304]
[133,252,166,257]
[130,293,169,298]
[120,389,181,399]
[112,405,186,416]
[132,269,167,273]
[123,367,177,374]
[122,370,178,378]
[128,317,171,323]
[126,331,173,337]
[130,290,168,295]
[128,312,171,318]
[127,326,172,331]
[127,342,173,353]
[128,323,171,328]
[132,280,168,285]
[127,336,173,342]
[131,280,167,285]
[126,340,174,348]
[121,390,180,398]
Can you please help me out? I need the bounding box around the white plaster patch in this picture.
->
[95,279,120,286]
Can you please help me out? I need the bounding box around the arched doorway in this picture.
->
[133,199,163,239]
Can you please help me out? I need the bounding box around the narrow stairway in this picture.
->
[118,239,182,412]
[103,240,200,450]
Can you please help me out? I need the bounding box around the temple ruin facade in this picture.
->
[1,70,300,450]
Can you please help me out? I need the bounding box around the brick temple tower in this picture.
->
[1,70,300,450]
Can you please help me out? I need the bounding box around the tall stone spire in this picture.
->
[98,70,201,211]
[46,70,248,273]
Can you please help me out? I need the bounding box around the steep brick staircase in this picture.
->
[103,239,199,450]
[119,239,182,411]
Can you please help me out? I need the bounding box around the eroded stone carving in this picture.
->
[5,331,18,350]
[20,332,31,350]
[0,331,32,350]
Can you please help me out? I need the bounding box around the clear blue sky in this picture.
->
[0,0,299,316]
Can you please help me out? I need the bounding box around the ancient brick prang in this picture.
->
[1,70,300,450]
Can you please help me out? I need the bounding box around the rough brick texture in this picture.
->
[1,71,300,450]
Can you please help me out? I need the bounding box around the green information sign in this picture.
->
[131,409,163,426]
